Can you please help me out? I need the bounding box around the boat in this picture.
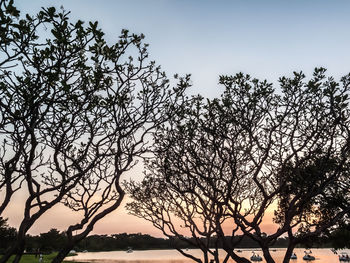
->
[291,252,297,259]
[126,247,133,253]
[303,250,315,261]
[339,252,350,261]
[251,252,263,261]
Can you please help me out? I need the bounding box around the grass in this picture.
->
[8,253,86,263]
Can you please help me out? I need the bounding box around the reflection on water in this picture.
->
[65,248,350,263]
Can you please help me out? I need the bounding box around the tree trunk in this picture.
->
[213,249,219,263]
[218,233,250,263]
[51,244,74,263]
[222,253,230,263]
[0,235,25,263]
[282,243,296,263]
[0,245,16,263]
[1,207,44,263]
[12,238,25,263]
[12,249,24,263]
[262,246,275,263]
[0,188,12,215]
[203,251,208,263]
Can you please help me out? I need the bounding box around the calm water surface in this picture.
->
[65,248,349,263]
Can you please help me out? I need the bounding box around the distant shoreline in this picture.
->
[69,246,336,253]
[64,248,349,263]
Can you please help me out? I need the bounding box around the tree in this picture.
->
[127,69,350,263]
[264,69,350,263]
[0,0,38,216]
[127,74,275,263]
[326,224,350,249]
[38,229,65,252]
[0,217,17,253]
[0,1,189,263]
[127,168,232,263]
[51,24,190,263]
[0,4,113,262]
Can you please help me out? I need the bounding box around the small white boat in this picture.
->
[291,252,297,259]
[251,252,263,261]
[339,252,350,261]
[303,250,315,261]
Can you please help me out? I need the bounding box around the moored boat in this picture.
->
[251,252,263,261]
[339,252,350,261]
[291,252,297,259]
[303,250,315,261]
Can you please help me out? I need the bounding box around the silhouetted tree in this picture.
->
[0,0,38,216]
[127,73,278,263]
[326,225,350,249]
[0,217,16,253]
[127,69,350,263]
[127,169,231,263]
[0,1,189,263]
[0,3,114,262]
[51,27,189,263]
[268,69,350,263]
[37,229,65,252]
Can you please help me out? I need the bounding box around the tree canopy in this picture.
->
[127,68,350,263]
[0,1,189,262]
[2,1,350,263]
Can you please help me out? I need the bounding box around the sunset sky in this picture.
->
[4,0,350,237]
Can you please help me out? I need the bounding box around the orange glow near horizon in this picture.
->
[2,191,280,238]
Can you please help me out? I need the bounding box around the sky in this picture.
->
[4,0,350,237]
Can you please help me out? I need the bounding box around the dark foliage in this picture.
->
[127,68,350,263]
[0,0,189,262]
[0,217,16,253]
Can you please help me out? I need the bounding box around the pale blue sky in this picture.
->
[17,0,350,97]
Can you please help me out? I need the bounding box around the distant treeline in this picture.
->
[2,227,349,254]
[3,231,293,253]
[1,216,349,253]
[73,233,292,251]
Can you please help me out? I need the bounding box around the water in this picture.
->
[65,248,349,263]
